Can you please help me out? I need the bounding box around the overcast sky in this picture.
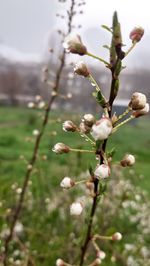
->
[0,0,149,66]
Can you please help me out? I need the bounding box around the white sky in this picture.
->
[0,0,149,65]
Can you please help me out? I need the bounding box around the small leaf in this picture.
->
[101,24,112,33]
[103,45,110,50]
[107,147,116,158]
[89,165,94,176]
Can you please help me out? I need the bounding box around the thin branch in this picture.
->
[2,1,75,264]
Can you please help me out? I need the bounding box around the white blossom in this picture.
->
[94,164,110,179]
[60,177,74,189]
[91,118,112,141]
[70,202,83,216]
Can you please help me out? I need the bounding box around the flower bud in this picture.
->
[91,118,112,141]
[32,129,40,136]
[90,258,101,266]
[82,114,95,127]
[70,202,83,216]
[94,164,110,179]
[74,61,90,77]
[56,258,65,266]
[63,33,87,55]
[52,143,70,154]
[63,120,77,132]
[97,250,106,260]
[120,154,135,167]
[38,101,45,109]
[60,177,75,189]
[27,102,34,108]
[129,27,144,43]
[133,103,149,117]
[79,122,91,134]
[129,92,147,110]
[112,232,122,241]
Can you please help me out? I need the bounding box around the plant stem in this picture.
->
[87,52,110,66]
[114,107,131,124]
[2,1,75,264]
[112,115,134,132]
[125,41,137,57]
[70,148,95,153]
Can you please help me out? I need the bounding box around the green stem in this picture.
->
[78,129,95,146]
[114,107,131,124]
[75,180,87,185]
[87,52,110,66]
[70,148,95,153]
[125,41,137,57]
[93,234,112,241]
[112,115,134,132]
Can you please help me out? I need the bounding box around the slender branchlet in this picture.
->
[2,1,77,264]
[60,10,147,266]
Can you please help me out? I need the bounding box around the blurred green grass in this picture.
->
[0,106,150,265]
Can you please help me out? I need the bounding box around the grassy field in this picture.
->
[0,106,150,265]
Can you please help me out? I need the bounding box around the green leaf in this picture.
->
[88,165,94,176]
[107,147,116,158]
[101,24,112,33]
[103,45,110,50]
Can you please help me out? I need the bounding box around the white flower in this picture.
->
[56,258,65,266]
[38,101,45,109]
[14,222,24,235]
[129,92,147,110]
[133,103,149,117]
[52,143,70,154]
[97,250,106,260]
[120,154,135,167]
[83,114,95,127]
[91,118,112,141]
[32,129,39,136]
[94,164,110,179]
[112,232,122,241]
[70,202,83,216]
[27,102,34,108]
[63,33,87,55]
[60,177,75,189]
[63,120,77,132]
[74,61,90,77]
[35,95,42,101]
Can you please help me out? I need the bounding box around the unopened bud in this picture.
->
[94,164,110,179]
[97,250,106,260]
[79,122,91,134]
[32,129,40,136]
[70,202,83,216]
[74,61,90,77]
[63,120,77,132]
[133,103,149,117]
[90,258,101,266]
[129,27,144,43]
[63,33,87,55]
[91,118,112,141]
[82,114,95,127]
[52,143,70,154]
[60,177,75,189]
[129,92,147,110]
[56,258,65,266]
[112,232,122,241]
[27,102,34,108]
[120,154,135,167]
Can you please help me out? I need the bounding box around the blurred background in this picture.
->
[0,1,150,265]
[0,0,150,108]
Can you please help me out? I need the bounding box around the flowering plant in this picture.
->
[53,11,149,266]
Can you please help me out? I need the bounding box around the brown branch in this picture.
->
[2,1,75,265]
